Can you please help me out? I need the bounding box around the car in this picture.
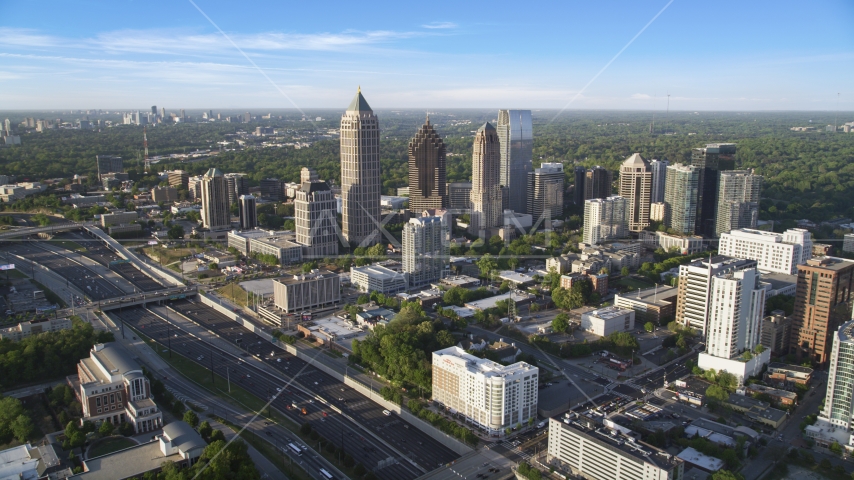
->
[277,359,282,363]
[308,399,313,403]
[276,388,282,392]
[338,397,344,401]
[382,410,391,416]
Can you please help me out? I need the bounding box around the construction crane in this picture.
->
[143,126,150,172]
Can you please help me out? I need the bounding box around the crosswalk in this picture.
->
[485,440,531,460]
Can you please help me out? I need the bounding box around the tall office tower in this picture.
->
[151,106,157,117]
[790,257,854,364]
[715,170,762,237]
[408,117,447,214]
[675,256,757,334]
[96,155,123,180]
[187,176,202,200]
[619,153,652,232]
[582,196,628,245]
[718,228,812,275]
[573,166,586,205]
[583,166,612,201]
[224,173,248,206]
[180,109,186,121]
[4,118,11,136]
[300,167,318,184]
[527,162,564,226]
[446,182,472,211]
[469,123,503,238]
[819,320,854,431]
[132,111,141,125]
[200,168,231,231]
[705,268,765,359]
[295,178,338,258]
[243,112,251,123]
[340,88,381,247]
[403,216,446,287]
[167,170,189,188]
[496,110,533,213]
[649,158,669,203]
[663,163,700,235]
[260,178,285,201]
[238,195,257,230]
[691,143,737,236]
[160,107,166,119]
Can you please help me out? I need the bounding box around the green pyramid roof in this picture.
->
[347,87,373,112]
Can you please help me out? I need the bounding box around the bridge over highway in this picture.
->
[98,285,199,310]
[0,222,94,239]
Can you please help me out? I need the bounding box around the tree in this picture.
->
[99,420,114,436]
[0,396,26,441]
[167,224,184,240]
[706,385,729,403]
[192,439,260,479]
[199,421,213,441]
[476,254,497,279]
[644,322,655,333]
[118,422,135,437]
[621,266,630,276]
[552,314,569,333]
[183,410,199,428]
[710,471,743,480]
[830,441,843,455]
[10,415,33,443]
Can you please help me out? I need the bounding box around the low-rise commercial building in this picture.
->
[73,343,163,434]
[248,233,302,265]
[107,224,142,236]
[273,271,340,314]
[724,393,787,429]
[580,307,635,337]
[764,362,813,386]
[718,228,812,275]
[350,265,407,294]
[744,384,797,406]
[432,346,537,436]
[151,186,178,203]
[100,211,138,227]
[0,317,72,341]
[614,285,677,325]
[639,230,706,255]
[547,415,684,480]
[761,312,791,356]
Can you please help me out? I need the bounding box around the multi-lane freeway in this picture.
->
[58,231,164,291]
[111,304,460,480]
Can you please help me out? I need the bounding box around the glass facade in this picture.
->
[497,110,533,214]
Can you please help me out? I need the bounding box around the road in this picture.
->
[59,231,165,292]
[111,305,457,480]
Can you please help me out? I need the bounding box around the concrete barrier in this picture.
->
[83,226,183,287]
[199,293,274,343]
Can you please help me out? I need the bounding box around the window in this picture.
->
[96,397,101,407]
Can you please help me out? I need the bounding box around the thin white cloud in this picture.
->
[0,28,64,48]
[421,22,457,29]
[631,93,651,99]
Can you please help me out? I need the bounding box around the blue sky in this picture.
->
[2,0,853,110]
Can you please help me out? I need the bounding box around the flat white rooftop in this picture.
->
[433,346,536,378]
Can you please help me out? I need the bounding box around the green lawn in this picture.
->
[88,437,136,458]
[616,277,655,291]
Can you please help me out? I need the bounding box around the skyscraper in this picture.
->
[819,320,854,431]
[201,168,230,231]
[527,163,564,227]
[619,153,652,232]
[408,117,447,214]
[295,176,338,259]
[649,159,669,204]
[224,173,248,206]
[705,268,765,359]
[3,118,11,136]
[260,178,285,201]
[151,106,157,117]
[582,196,627,245]
[96,155,123,180]
[790,256,854,364]
[340,88,381,247]
[583,166,612,201]
[715,170,762,237]
[469,123,502,238]
[675,256,758,334]
[301,167,318,183]
[446,182,472,211]
[692,143,737,236]
[573,166,586,205]
[403,215,447,287]
[497,110,533,213]
[238,195,257,230]
[663,164,700,235]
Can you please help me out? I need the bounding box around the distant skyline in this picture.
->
[2,1,853,111]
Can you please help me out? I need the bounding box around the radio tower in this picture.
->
[143,126,150,172]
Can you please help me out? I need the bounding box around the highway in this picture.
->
[111,305,459,480]
[58,231,165,292]
[167,300,460,469]
[1,240,126,300]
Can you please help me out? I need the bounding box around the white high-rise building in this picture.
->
[717,228,812,275]
[820,320,854,430]
[340,88,381,247]
[402,215,447,287]
[715,170,762,237]
[705,268,765,359]
[295,179,338,259]
[469,123,502,238]
[582,196,627,245]
[200,168,230,231]
[650,158,669,204]
[432,346,538,436]
[663,163,699,235]
[675,256,758,334]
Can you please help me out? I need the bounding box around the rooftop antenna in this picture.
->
[143,126,150,172]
